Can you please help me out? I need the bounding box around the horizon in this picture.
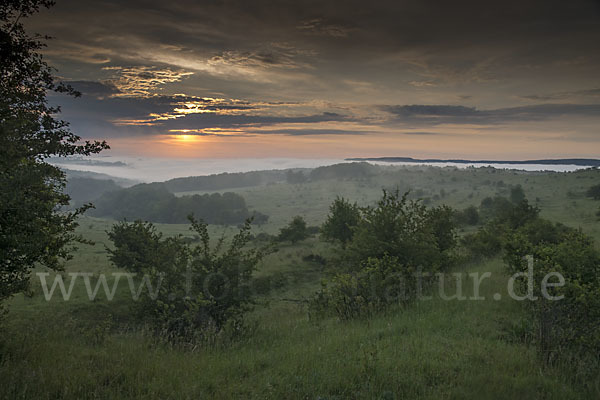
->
[52,154,597,183]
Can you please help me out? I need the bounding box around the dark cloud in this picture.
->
[28,0,600,151]
[246,128,367,136]
[161,112,348,131]
[521,88,600,101]
[381,104,600,125]
[68,81,121,98]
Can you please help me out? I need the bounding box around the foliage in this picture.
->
[0,0,108,304]
[312,190,457,319]
[91,183,266,225]
[461,224,504,259]
[455,205,479,225]
[285,170,307,184]
[479,195,513,221]
[278,215,309,244]
[586,183,600,200]
[504,219,600,362]
[163,170,284,192]
[320,196,361,246]
[310,255,428,320]
[462,198,540,260]
[107,216,267,341]
[510,184,526,203]
[309,162,377,181]
[345,190,456,271]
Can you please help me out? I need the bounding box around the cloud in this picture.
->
[246,128,368,136]
[67,81,121,98]
[381,103,600,125]
[297,18,352,37]
[521,88,600,101]
[101,66,194,97]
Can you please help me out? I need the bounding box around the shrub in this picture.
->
[311,190,457,319]
[278,216,309,244]
[455,205,479,226]
[504,221,600,362]
[510,184,526,204]
[461,225,503,259]
[462,199,539,260]
[107,216,267,342]
[320,197,361,246]
[310,255,423,320]
[586,184,600,200]
[346,190,456,271]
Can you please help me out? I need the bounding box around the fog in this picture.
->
[49,156,347,182]
[48,155,593,183]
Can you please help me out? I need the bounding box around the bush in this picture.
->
[92,184,262,225]
[310,255,429,320]
[586,184,600,200]
[320,197,361,246]
[510,184,526,203]
[461,199,539,260]
[311,190,457,320]
[346,190,456,271]
[455,205,479,226]
[461,225,503,259]
[107,216,267,342]
[504,220,600,362]
[278,216,309,244]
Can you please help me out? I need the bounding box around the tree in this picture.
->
[278,215,309,244]
[311,190,458,319]
[347,190,456,271]
[320,197,360,247]
[0,1,108,306]
[504,218,600,359]
[510,184,526,204]
[456,205,479,226]
[586,184,600,200]
[285,170,307,184]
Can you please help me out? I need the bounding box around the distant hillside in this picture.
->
[64,168,138,187]
[65,177,121,207]
[163,170,286,193]
[309,162,379,180]
[88,183,268,225]
[346,157,600,167]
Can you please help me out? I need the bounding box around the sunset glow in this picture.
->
[30,0,600,160]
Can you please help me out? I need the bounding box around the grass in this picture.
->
[2,260,596,399]
[1,165,599,399]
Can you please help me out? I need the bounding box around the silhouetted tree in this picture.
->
[1,0,108,306]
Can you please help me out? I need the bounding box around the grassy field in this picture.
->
[1,165,599,399]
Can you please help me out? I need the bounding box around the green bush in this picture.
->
[586,183,600,200]
[504,219,600,362]
[311,190,457,320]
[320,197,361,246]
[345,190,456,271]
[461,224,504,259]
[455,205,479,226]
[310,255,428,320]
[107,216,267,343]
[462,199,540,260]
[278,216,309,244]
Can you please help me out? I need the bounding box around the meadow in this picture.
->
[1,164,599,399]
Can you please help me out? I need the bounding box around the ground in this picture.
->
[1,165,599,399]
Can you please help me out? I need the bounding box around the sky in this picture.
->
[28,0,600,160]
